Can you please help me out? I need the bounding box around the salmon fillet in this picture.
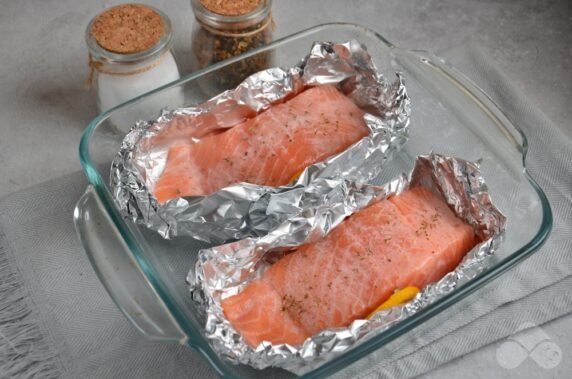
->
[222,187,476,347]
[154,85,368,202]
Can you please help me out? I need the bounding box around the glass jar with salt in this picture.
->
[190,0,274,94]
[85,4,182,130]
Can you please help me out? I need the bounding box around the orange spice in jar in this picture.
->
[86,4,181,129]
[90,4,165,54]
[190,0,274,94]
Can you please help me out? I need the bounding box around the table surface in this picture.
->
[1,0,570,378]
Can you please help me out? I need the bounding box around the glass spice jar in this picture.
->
[190,0,274,93]
[85,4,182,129]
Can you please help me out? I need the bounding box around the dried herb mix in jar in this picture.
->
[191,0,274,93]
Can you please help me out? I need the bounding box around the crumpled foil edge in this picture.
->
[188,153,507,373]
[110,40,411,244]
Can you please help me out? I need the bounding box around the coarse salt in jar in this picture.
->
[85,4,182,129]
[190,0,274,94]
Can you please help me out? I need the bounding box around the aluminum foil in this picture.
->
[188,153,507,373]
[110,40,411,243]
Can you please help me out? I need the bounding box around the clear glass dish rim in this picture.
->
[78,22,553,378]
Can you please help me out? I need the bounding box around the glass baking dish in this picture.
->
[74,23,552,378]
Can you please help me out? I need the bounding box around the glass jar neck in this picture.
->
[90,51,172,76]
[85,5,173,65]
[191,0,272,31]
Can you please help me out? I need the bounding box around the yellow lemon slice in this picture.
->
[367,286,419,319]
[288,170,304,184]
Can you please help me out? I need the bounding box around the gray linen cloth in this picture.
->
[0,44,570,378]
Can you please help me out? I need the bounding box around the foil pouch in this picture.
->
[110,40,411,243]
[188,153,507,373]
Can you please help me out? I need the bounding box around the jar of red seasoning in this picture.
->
[190,0,274,93]
[85,4,182,129]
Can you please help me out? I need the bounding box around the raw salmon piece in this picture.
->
[220,281,308,347]
[221,188,476,346]
[150,102,257,148]
[153,85,368,202]
[153,144,204,203]
[388,187,476,285]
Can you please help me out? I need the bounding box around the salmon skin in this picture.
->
[221,187,477,347]
[153,85,368,203]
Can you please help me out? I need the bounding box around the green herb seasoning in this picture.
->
[191,0,274,92]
